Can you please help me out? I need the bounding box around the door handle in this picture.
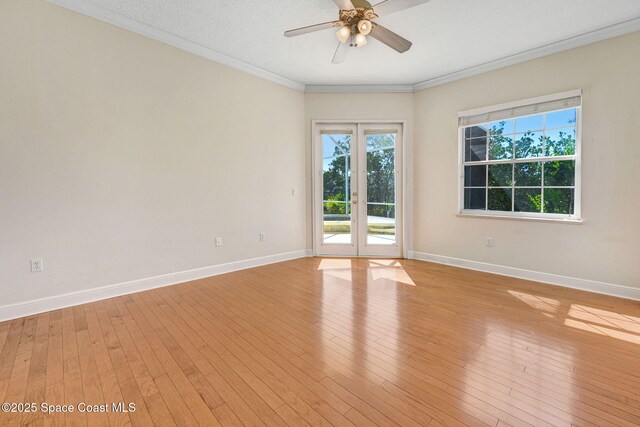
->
[352,200,358,204]
[352,192,358,196]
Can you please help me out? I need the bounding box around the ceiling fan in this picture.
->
[284,0,430,64]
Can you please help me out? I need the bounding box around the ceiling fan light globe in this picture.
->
[336,26,351,43]
[354,33,367,47]
[357,20,372,36]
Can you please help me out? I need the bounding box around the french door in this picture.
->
[313,122,403,257]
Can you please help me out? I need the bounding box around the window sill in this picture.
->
[457,213,583,224]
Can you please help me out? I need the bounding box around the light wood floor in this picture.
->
[1,258,639,427]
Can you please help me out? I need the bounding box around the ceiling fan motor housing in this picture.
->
[338,4,377,44]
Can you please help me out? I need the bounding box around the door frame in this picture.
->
[313,123,359,256]
[311,120,409,258]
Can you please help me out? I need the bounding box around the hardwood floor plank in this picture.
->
[44,310,65,427]
[3,316,39,427]
[343,407,380,427]
[128,292,266,426]
[102,299,177,427]
[93,301,155,427]
[0,319,26,402]
[260,373,331,427]
[82,305,131,427]
[135,290,287,426]
[1,257,638,427]
[274,403,311,427]
[198,272,486,426]
[21,313,50,427]
[73,307,110,427]
[111,299,201,427]
[0,321,12,357]
[323,368,432,426]
[317,376,399,426]
[61,307,87,427]
[118,297,222,427]
[167,283,355,423]
[204,370,267,427]
[211,403,243,427]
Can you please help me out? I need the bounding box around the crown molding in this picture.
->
[414,16,640,92]
[46,1,640,94]
[305,84,415,93]
[46,0,306,92]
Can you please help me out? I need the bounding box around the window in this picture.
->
[458,90,581,221]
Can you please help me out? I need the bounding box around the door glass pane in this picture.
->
[322,133,352,244]
[366,133,396,245]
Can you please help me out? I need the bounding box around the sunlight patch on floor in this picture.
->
[369,259,402,267]
[507,291,640,344]
[318,259,353,270]
[369,260,415,286]
[507,290,560,315]
[318,258,353,281]
[564,317,640,345]
[571,304,640,324]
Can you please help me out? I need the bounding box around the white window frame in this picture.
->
[457,90,582,223]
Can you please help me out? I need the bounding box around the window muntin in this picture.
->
[460,103,580,219]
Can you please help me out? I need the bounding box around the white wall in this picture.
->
[0,0,306,307]
[413,32,640,288]
[304,93,414,252]
[1,0,638,315]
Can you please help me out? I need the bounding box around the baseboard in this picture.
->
[407,251,640,301]
[0,250,307,322]
[305,249,314,257]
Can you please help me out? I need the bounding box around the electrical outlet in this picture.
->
[31,258,44,272]
[259,233,265,241]
[215,237,222,247]
[486,237,494,248]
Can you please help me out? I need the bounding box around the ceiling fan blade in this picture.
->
[369,24,412,53]
[333,0,356,11]
[332,42,350,64]
[372,0,430,17]
[284,20,341,37]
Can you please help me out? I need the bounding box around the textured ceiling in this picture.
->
[55,0,640,87]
